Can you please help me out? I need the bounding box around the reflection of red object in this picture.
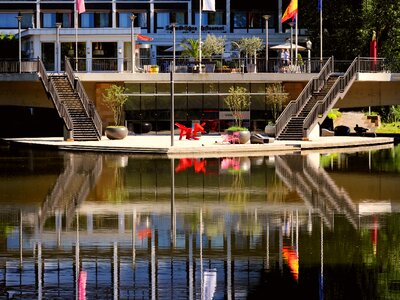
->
[78,270,87,300]
[175,122,205,140]
[138,229,152,240]
[370,32,377,71]
[176,158,207,173]
[371,215,378,255]
[282,245,299,281]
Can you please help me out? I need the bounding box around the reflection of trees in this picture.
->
[103,155,128,203]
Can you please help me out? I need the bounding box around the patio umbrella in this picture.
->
[270,42,306,51]
[164,45,185,52]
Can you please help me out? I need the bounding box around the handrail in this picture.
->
[275,57,334,137]
[38,59,73,130]
[303,57,359,137]
[65,57,102,139]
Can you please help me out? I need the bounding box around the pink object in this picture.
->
[221,132,240,144]
[77,0,85,14]
[78,271,87,300]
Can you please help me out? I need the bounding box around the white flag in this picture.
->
[202,0,215,12]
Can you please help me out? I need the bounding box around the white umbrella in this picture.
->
[270,42,306,51]
[164,45,185,52]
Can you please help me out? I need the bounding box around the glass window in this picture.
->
[43,13,56,28]
[0,13,33,29]
[42,42,55,71]
[248,12,262,28]
[81,13,94,28]
[156,12,169,28]
[233,12,246,28]
[171,12,185,24]
[118,12,131,28]
[138,13,147,28]
[208,12,223,25]
[194,12,208,25]
[96,13,110,27]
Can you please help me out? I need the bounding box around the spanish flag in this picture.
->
[281,0,298,23]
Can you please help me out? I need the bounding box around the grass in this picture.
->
[376,122,400,134]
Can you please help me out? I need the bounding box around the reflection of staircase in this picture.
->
[275,57,360,140]
[40,153,103,229]
[38,58,102,141]
[275,154,358,229]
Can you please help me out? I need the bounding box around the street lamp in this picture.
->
[16,13,22,73]
[130,14,137,73]
[56,22,62,73]
[262,15,271,72]
[288,21,295,65]
[306,39,312,73]
[170,23,176,73]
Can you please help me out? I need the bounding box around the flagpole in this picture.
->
[320,1,323,64]
[198,0,202,73]
[295,13,298,66]
[75,0,78,71]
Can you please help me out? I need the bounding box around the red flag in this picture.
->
[77,0,85,14]
[137,34,154,41]
[281,0,298,23]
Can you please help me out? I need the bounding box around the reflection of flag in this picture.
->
[77,0,85,14]
[282,245,299,281]
[137,34,154,41]
[318,0,322,12]
[281,0,298,23]
[203,0,215,12]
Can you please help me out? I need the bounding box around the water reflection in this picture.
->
[0,145,400,299]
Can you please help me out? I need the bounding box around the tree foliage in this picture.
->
[265,83,288,122]
[224,86,251,128]
[102,85,129,126]
[180,38,199,61]
[202,34,226,60]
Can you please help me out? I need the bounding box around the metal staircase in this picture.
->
[38,58,102,141]
[275,57,360,140]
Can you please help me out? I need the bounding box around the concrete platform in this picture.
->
[2,134,395,158]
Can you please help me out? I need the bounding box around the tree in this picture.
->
[238,36,263,64]
[202,34,226,61]
[101,84,129,126]
[180,38,200,61]
[224,86,251,129]
[265,83,288,123]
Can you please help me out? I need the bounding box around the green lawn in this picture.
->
[376,122,400,134]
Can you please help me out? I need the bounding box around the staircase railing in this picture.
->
[38,59,73,131]
[65,58,102,139]
[303,57,359,137]
[275,57,334,137]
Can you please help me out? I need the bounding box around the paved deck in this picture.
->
[2,134,395,158]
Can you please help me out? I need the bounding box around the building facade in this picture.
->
[0,0,298,73]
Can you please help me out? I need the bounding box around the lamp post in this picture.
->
[306,39,312,73]
[16,13,22,73]
[288,21,295,65]
[170,23,176,147]
[171,23,176,73]
[130,14,137,73]
[56,22,62,73]
[262,15,271,73]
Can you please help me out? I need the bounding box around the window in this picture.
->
[81,12,111,28]
[208,12,223,25]
[233,12,246,28]
[171,12,185,24]
[119,12,147,29]
[0,13,33,29]
[194,12,208,25]
[156,12,169,28]
[42,13,72,28]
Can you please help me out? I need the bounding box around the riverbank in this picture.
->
[2,134,395,158]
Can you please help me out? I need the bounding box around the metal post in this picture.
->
[171,23,176,73]
[130,14,137,73]
[288,22,294,66]
[16,14,22,73]
[56,22,62,73]
[306,40,312,73]
[170,71,174,146]
[263,15,271,73]
[198,0,202,73]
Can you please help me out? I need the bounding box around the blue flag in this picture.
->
[318,0,322,12]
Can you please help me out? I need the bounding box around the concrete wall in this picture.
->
[0,81,52,108]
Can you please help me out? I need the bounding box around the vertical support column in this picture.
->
[112,0,117,28]
[86,41,92,72]
[36,2,41,29]
[117,41,124,72]
[150,1,154,33]
[226,0,231,33]
[278,0,283,33]
[188,1,192,25]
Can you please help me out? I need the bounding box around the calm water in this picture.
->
[0,143,400,299]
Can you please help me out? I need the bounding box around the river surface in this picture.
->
[0,143,399,299]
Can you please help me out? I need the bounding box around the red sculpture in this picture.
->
[175,122,205,140]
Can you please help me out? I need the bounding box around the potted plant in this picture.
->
[237,37,263,73]
[101,84,129,140]
[180,38,201,72]
[202,34,226,73]
[224,86,251,144]
[264,83,289,136]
